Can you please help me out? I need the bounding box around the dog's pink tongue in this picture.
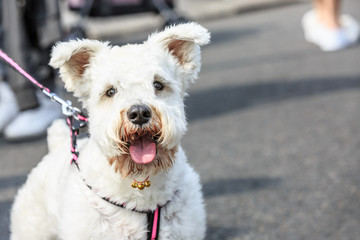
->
[129,135,156,164]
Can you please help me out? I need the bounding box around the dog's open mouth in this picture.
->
[129,133,157,164]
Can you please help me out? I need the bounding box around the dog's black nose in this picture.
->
[127,105,152,125]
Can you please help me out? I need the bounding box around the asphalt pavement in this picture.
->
[1,0,360,239]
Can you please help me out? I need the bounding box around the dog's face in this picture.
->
[50,23,210,176]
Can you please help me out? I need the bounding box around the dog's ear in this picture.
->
[147,23,210,92]
[49,39,109,99]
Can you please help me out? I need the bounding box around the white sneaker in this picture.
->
[302,10,360,51]
[0,81,19,133]
[342,14,360,44]
[4,92,61,140]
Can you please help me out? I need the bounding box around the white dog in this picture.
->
[10,23,210,240]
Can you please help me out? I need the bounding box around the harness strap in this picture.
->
[67,116,81,167]
[86,183,165,239]
[148,207,161,240]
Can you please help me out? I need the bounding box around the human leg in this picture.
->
[1,0,39,111]
[1,0,61,140]
[314,0,341,29]
[302,0,359,51]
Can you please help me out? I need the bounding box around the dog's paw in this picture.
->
[47,119,69,152]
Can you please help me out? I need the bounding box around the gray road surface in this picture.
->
[1,1,360,239]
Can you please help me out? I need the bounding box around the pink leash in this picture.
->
[151,208,160,240]
[0,48,87,122]
[0,48,88,165]
[0,50,50,93]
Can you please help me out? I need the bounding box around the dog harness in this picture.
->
[103,199,163,240]
[0,49,163,240]
[84,186,164,240]
[88,184,165,240]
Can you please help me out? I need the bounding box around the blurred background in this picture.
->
[1,0,360,239]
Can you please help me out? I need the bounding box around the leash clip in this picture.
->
[42,89,86,123]
[61,101,80,118]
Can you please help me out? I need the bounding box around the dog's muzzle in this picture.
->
[127,104,152,126]
[126,104,157,164]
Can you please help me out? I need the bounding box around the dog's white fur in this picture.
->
[10,23,210,240]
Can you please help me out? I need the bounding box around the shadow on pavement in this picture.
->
[210,27,259,46]
[0,200,12,240]
[0,174,27,191]
[0,134,46,146]
[206,225,250,240]
[186,75,360,122]
[203,177,281,198]
[203,177,281,239]
[0,175,26,239]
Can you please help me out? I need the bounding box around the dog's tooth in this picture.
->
[130,133,136,141]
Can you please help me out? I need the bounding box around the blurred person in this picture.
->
[302,0,360,51]
[0,0,62,140]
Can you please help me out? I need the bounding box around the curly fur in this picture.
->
[10,23,210,240]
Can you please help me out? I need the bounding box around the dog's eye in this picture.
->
[153,81,164,91]
[106,87,117,97]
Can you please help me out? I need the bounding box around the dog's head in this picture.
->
[50,23,210,176]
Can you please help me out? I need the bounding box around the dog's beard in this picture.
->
[109,146,177,176]
[108,108,177,176]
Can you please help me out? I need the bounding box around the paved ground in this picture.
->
[1,0,360,239]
